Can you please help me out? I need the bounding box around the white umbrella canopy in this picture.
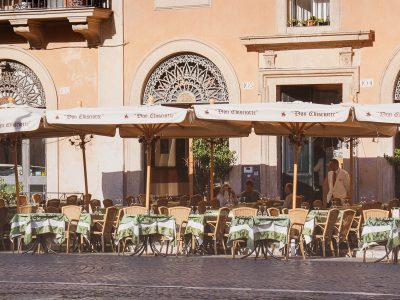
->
[354,103,400,125]
[194,101,398,209]
[46,105,252,210]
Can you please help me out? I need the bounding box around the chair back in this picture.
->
[231,207,257,217]
[47,199,60,208]
[214,207,230,239]
[370,202,383,209]
[288,208,308,228]
[114,208,125,231]
[46,206,60,213]
[158,206,169,215]
[300,201,310,209]
[189,194,203,207]
[388,198,400,211]
[62,205,81,223]
[0,198,5,207]
[337,209,355,239]
[66,195,78,206]
[32,193,42,205]
[321,209,340,238]
[18,205,37,214]
[312,200,323,209]
[331,198,342,207]
[281,208,289,214]
[103,199,114,208]
[168,206,191,227]
[267,207,279,217]
[124,206,147,215]
[197,201,206,214]
[138,194,146,206]
[125,196,134,206]
[17,195,28,206]
[90,199,101,211]
[179,195,189,206]
[363,209,389,220]
[157,198,168,207]
[102,206,118,234]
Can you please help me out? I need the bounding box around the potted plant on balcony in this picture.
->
[288,19,301,27]
[306,16,317,26]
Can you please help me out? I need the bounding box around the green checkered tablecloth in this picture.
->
[10,213,69,245]
[360,218,400,251]
[303,210,343,244]
[227,216,289,250]
[115,214,176,245]
[76,213,92,240]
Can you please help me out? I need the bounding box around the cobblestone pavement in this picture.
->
[0,253,399,300]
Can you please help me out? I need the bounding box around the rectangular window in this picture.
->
[287,0,330,27]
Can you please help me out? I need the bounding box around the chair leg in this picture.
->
[222,238,227,255]
[363,248,367,263]
[299,239,306,260]
[213,239,217,255]
[346,241,352,257]
[330,239,335,257]
[176,239,181,257]
[322,240,326,258]
[66,234,70,254]
[101,236,105,253]
[232,241,236,259]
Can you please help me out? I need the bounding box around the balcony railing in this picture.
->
[0,0,110,10]
[287,0,330,27]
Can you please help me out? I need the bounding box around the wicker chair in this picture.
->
[231,207,258,217]
[124,206,147,215]
[31,193,43,205]
[287,208,308,259]
[168,206,191,255]
[47,199,60,208]
[197,201,206,214]
[300,201,310,209]
[46,206,60,213]
[158,206,169,215]
[0,207,9,250]
[17,205,37,214]
[332,209,355,257]
[362,209,389,221]
[189,194,203,207]
[179,195,190,206]
[61,205,82,253]
[267,207,279,217]
[281,208,289,214]
[125,196,134,206]
[388,198,399,211]
[312,200,323,209]
[66,195,78,206]
[348,215,362,247]
[114,208,125,254]
[90,199,101,212]
[314,209,340,257]
[138,194,146,206]
[91,206,118,252]
[103,199,114,208]
[17,195,28,207]
[204,207,230,255]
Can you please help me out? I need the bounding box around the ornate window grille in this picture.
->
[394,74,400,103]
[143,54,229,104]
[0,60,46,108]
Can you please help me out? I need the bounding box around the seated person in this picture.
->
[217,183,237,207]
[240,180,260,203]
[283,183,293,209]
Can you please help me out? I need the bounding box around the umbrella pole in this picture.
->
[349,138,354,204]
[292,143,300,209]
[13,139,20,209]
[79,135,89,197]
[145,141,152,212]
[209,141,214,204]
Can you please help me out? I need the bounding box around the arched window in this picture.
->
[143,53,229,104]
[394,73,400,148]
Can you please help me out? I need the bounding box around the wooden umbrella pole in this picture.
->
[349,138,354,204]
[292,142,300,210]
[145,141,152,212]
[13,139,20,209]
[79,135,89,197]
[209,141,214,204]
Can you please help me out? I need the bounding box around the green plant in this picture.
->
[384,148,400,197]
[191,138,237,195]
[0,177,22,206]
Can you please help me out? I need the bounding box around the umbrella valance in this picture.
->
[354,103,400,124]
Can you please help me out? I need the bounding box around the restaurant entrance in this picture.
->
[278,84,342,202]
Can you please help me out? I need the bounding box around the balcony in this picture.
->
[0,0,113,49]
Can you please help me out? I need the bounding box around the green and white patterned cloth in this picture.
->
[76,213,92,240]
[10,213,68,245]
[360,218,400,251]
[227,216,289,250]
[303,210,342,244]
[115,214,176,245]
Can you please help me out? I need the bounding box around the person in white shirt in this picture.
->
[217,183,236,207]
[326,159,350,205]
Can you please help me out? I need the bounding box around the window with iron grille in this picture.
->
[287,0,330,27]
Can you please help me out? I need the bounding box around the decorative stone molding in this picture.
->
[9,19,44,50]
[339,47,353,67]
[262,50,277,69]
[69,16,103,47]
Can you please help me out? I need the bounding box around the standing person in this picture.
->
[240,180,260,203]
[217,183,236,207]
[326,159,350,206]
[283,183,293,209]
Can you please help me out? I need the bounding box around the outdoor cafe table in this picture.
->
[360,217,400,263]
[303,210,343,245]
[10,213,68,254]
[227,215,289,259]
[115,214,176,256]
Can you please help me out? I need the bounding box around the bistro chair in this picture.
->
[179,195,190,206]
[287,208,308,260]
[17,195,28,207]
[114,208,125,254]
[312,200,323,209]
[91,206,118,252]
[31,193,43,205]
[17,205,37,214]
[314,209,340,257]
[61,205,82,253]
[362,209,389,221]
[331,198,342,207]
[47,199,60,208]
[189,194,203,207]
[138,194,146,206]
[46,206,60,213]
[332,209,356,257]
[124,206,147,215]
[197,201,206,214]
[168,206,191,255]
[267,207,279,217]
[90,199,101,212]
[66,195,78,206]
[103,199,114,208]
[125,196,134,206]
[281,208,289,214]
[348,215,362,248]
[158,206,169,215]
[231,207,257,217]
[204,207,230,255]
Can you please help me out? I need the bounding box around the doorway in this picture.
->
[278,84,342,201]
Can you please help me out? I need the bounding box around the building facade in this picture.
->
[0,0,398,202]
